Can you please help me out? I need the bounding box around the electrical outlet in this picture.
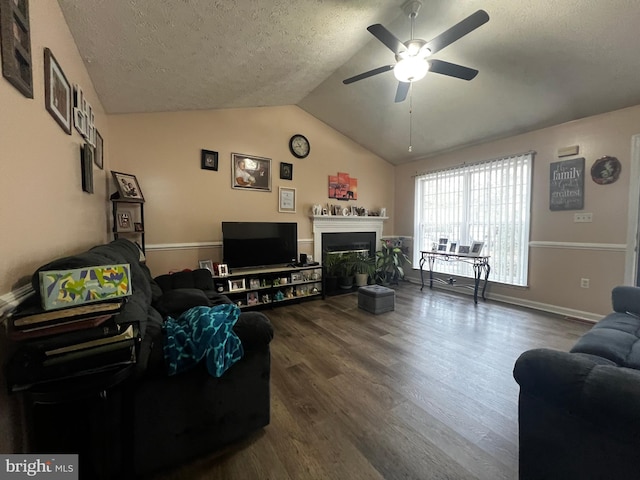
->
[580,278,590,288]
[574,213,593,223]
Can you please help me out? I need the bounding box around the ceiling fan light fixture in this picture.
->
[394,57,429,82]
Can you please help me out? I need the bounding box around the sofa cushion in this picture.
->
[154,269,214,293]
[153,288,212,319]
[571,312,640,368]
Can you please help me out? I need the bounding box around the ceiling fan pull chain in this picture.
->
[409,83,413,152]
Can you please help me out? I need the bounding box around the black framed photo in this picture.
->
[111,171,145,202]
[44,48,72,134]
[0,0,33,98]
[116,210,133,232]
[280,162,293,180]
[94,129,104,169]
[80,143,94,193]
[201,149,218,171]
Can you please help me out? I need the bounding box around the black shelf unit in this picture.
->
[214,264,322,310]
[111,197,145,253]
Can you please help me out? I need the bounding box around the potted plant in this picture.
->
[337,252,356,290]
[323,251,342,294]
[375,239,411,286]
[353,252,375,287]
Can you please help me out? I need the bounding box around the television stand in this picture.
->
[212,264,323,309]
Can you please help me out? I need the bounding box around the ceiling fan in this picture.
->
[343,1,489,103]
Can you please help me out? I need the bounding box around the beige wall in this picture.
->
[395,105,640,317]
[107,106,395,275]
[0,1,110,454]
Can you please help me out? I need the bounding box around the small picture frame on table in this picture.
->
[199,259,214,273]
[228,278,246,292]
[471,241,485,256]
[449,242,457,253]
[249,278,260,289]
[201,149,218,171]
[247,292,258,306]
[134,222,143,232]
[217,264,229,276]
[458,246,470,255]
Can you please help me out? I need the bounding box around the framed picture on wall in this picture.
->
[0,0,33,98]
[231,153,271,191]
[201,149,218,171]
[94,130,104,169]
[279,187,296,213]
[44,48,72,134]
[280,162,293,180]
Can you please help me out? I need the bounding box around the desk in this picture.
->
[419,251,491,303]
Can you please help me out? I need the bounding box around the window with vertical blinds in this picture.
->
[414,152,533,286]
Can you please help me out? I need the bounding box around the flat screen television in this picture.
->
[222,222,298,270]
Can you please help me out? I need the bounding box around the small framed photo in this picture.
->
[228,278,246,292]
[458,245,470,255]
[249,278,260,289]
[279,186,296,213]
[291,272,303,283]
[280,162,293,180]
[44,48,72,134]
[437,244,447,252]
[247,291,259,306]
[111,171,145,202]
[471,241,485,256]
[134,222,143,232]
[449,242,457,253]
[438,238,448,245]
[199,259,214,272]
[201,149,218,171]
[217,264,229,276]
[116,210,133,232]
[232,153,271,191]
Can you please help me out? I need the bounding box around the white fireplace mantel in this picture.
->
[311,215,387,263]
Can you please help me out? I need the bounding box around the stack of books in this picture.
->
[6,299,139,391]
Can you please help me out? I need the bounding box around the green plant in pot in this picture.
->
[353,252,375,287]
[375,239,411,286]
[337,252,357,290]
[323,251,342,293]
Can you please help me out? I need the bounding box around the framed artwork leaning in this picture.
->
[111,171,144,202]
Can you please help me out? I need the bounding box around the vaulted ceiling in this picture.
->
[57,0,640,165]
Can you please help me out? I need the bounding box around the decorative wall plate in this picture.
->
[591,156,621,185]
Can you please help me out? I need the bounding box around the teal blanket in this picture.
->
[163,304,244,377]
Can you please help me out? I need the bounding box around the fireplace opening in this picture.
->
[322,232,376,260]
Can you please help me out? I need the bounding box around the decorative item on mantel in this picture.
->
[311,204,386,217]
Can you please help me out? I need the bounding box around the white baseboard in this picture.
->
[405,277,600,323]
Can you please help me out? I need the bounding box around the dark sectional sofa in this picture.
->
[513,285,640,480]
[10,238,274,478]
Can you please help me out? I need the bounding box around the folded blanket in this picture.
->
[163,304,243,377]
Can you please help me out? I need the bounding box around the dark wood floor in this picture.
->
[153,284,592,480]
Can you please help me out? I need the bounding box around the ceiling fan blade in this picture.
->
[343,65,394,84]
[394,82,410,103]
[367,24,407,55]
[428,59,478,81]
[425,10,489,55]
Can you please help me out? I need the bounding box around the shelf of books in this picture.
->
[6,298,140,394]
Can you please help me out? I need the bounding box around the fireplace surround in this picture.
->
[312,216,386,263]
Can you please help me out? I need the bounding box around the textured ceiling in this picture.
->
[58,0,640,165]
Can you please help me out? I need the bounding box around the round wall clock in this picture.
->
[289,134,310,159]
